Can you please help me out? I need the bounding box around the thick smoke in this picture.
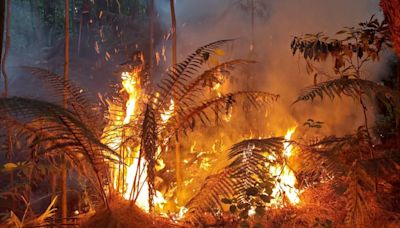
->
[156,0,388,137]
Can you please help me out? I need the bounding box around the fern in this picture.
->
[20,66,102,134]
[184,137,283,224]
[156,39,235,108]
[0,97,118,205]
[167,91,279,136]
[140,105,157,211]
[294,78,400,106]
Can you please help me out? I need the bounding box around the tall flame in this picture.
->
[121,71,141,124]
[102,67,166,212]
[269,127,300,205]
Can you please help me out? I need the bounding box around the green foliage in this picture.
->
[221,184,272,227]
[291,16,400,226]
[291,15,391,78]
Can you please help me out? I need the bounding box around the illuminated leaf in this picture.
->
[3,163,18,172]
[214,49,225,56]
[9,211,22,228]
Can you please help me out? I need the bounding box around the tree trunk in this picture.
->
[380,0,400,57]
[61,0,70,226]
[169,0,182,204]
[1,0,10,97]
[148,0,154,80]
[0,0,5,70]
[170,0,177,66]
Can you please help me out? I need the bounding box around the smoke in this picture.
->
[155,0,388,137]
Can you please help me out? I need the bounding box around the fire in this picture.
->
[121,71,141,124]
[102,66,166,212]
[269,127,300,206]
[161,99,175,123]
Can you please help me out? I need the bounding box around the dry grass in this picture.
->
[80,194,180,228]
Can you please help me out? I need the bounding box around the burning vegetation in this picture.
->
[1,1,400,228]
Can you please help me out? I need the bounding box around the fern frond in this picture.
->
[184,169,236,224]
[294,78,399,105]
[184,137,283,224]
[167,91,279,135]
[157,39,235,108]
[344,162,375,228]
[175,59,255,108]
[0,97,118,205]
[20,66,102,134]
[140,105,158,210]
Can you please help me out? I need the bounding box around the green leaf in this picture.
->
[221,198,232,204]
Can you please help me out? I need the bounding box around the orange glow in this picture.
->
[102,66,166,212]
[269,127,300,206]
[161,99,175,123]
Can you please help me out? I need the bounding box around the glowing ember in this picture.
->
[269,127,300,205]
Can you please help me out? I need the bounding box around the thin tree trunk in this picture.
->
[0,1,6,79]
[148,0,154,80]
[0,0,4,68]
[1,0,10,97]
[170,0,177,66]
[169,0,182,204]
[2,0,13,210]
[61,0,70,226]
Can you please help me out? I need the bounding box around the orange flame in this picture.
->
[102,67,166,212]
[269,127,300,205]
